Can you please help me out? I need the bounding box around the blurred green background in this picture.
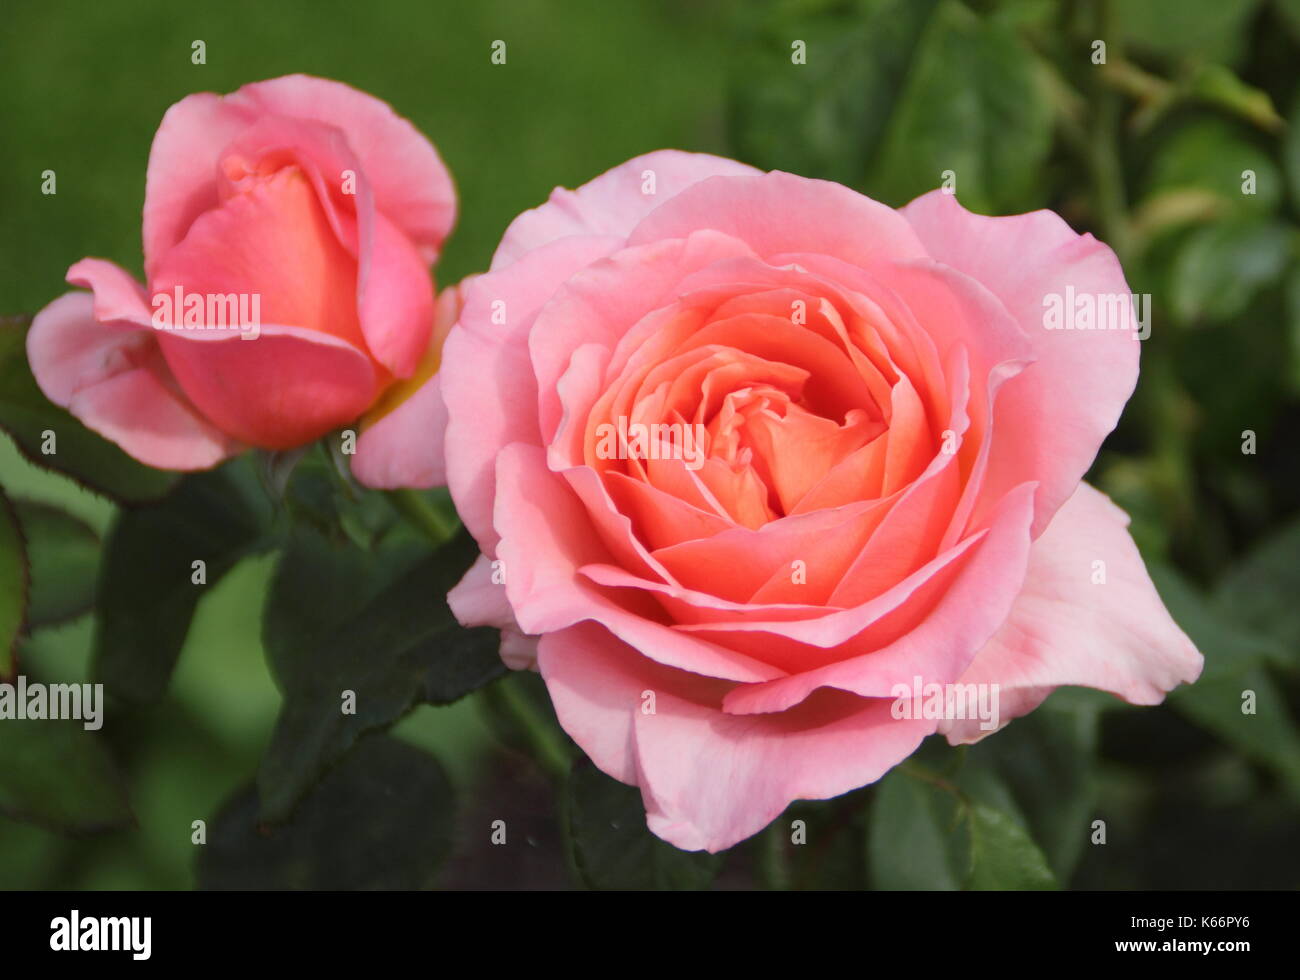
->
[1,0,1299,889]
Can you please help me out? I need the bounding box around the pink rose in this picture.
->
[27,74,455,471]
[440,150,1202,853]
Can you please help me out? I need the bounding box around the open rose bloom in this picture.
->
[26,75,455,474]
[442,151,1203,852]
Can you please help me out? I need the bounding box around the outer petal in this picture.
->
[142,92,257,279]
[157,326,379,450]
[351,374,447,489]
[627,171,929,267]
[442,234,622,550]
[352,284,463,489]
[66,258,157,328]
[940,482,1202,744]
[448,554,539,671]
[538,621,936,852]
[902,191,1141,536]
[27,291,240,470]
[491,150,761,269]
[356,208,435,378]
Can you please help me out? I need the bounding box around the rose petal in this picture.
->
[539,621,935,852]
[939,482,1202,743]
[902,191,1141,536]
[493,150,760,269]
[443,234,622,551]
[233,74,455,261]
[27,292,240,470]
[627,171,929,267]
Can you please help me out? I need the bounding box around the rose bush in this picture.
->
[434,150,1203,852]
[26,74,455,473]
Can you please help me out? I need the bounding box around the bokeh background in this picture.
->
[1,0,1298,889]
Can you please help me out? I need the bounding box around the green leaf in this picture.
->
[1151,563,1287,678]
[1284,92,1300,226]
[1214,515,1300,659]
[869,766,963,889]
[964,803,1059,891]
[728,0,940,188]
[257,527,504,824]
[1279,0,1300,43]
[965,696,1100,883]
[564,759,722,890]
[479,670,576,779]
[1118,0,1261,65]
[1183,64,1283,133]
[1152,563,1300,797]
[13,499,98,628]
[764,795,869,890]
[198,735,454,890]
[0,489,27,678]
[1173,666,1300,797]
[0,316,179,503]
[93,465,269,705]
[1141,118,1281,220]
[280,444,403,550]
[868,763,1057,890]
[866,0,1053,213]
[1168,218,1292,324]
[1288,266,1300,395]
[0,717,133,834]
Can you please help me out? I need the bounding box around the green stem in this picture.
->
[494,678,573,782]
[759,821,793,891]
[387,488,457,545]
[1084,0,1131,262]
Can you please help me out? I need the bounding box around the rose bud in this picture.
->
[27,74,455,472]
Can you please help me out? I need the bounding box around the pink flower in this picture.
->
[27,74,455,470]
[441,150,1203,852]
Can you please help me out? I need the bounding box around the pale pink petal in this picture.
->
[66,259,156,328]
[530,229,757,441]
[902,191,1142,536]
[939,482,1202,743]
[627,171,929,267]
[448,553,539,671]
[27,292,240,470]
[351,374,447,489]
[539,621,936,852]
[492,150,760,269]
[142,93,257,278]
[442,234,622,551]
